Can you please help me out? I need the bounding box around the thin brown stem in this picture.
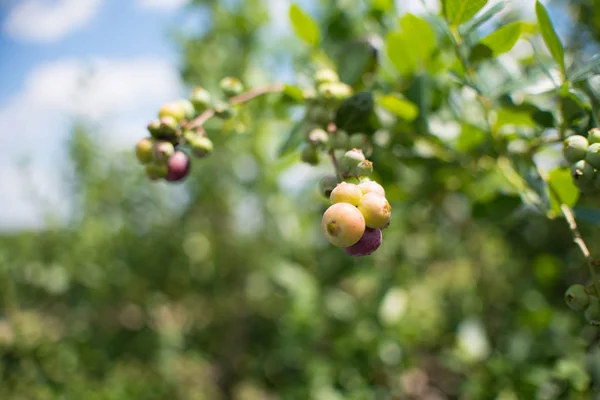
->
[184,84,285,130]
[326,122,344,180]
[548,182,600,295]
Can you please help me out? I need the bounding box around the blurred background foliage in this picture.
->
[4,0,600,399]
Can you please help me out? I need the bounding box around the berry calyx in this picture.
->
[356,160,373,177]
[357,192,391,229]
[330,182,362,206]
[321,203,366,247]
[564,284,589,311]
[571,160,595,184]
[344,228,382,257]
[563,135,589,163]
[341,149,366,175]
[136,138,154,164]
[166,151,191,182]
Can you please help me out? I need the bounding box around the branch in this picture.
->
[326,122,344,180]
[184,84,285,131]
[547,182,600,295]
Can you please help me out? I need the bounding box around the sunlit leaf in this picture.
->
[289,4,320,46]
[443,0,488,26]
[548,168,579,216]
[377,94,419,121]
[459,1,504,35]
[470,22,536,63]
[535,0,565,77]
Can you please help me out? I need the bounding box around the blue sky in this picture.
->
[0,0,555,231]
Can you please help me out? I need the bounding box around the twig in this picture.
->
[184,84,285,130]
[326,122,344,180]
[547,182,600,295]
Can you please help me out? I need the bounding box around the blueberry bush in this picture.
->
[5,0,600,398]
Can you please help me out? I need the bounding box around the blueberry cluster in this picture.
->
[562,128,600,193]
[321,177,391,257]
[135,77,245,182]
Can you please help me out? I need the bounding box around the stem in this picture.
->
[547,182,600,295]
[326,122,344,180]
[184,84,285,130]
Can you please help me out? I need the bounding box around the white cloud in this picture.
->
[136,0,188,11]
[3,0,102,43]
[0,57,183,230]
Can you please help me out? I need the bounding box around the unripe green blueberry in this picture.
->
[190,87,212,112]
[358,192,391,229]
[330,182,362,206]
[318,82,353,101]
[166,151,191,182]
[306,106,332,126]
[153,141,175,162]
[584,298,600,326]
[189,136,214,158]
[307,128,329,148]
[176,99,195,120]
[145,162,168,180]
[563,135,589,163]
[589,128,600,144]
[341,149,366,175]
[219,76,244,97]
[147,120,162,137]
[564,284,589,311]
[321,202,366,247]
[330,130,349,150]
[158,116,179,138]
[214,103,235,119]
[159,102,186,122]
[301,145,320,165]
[586,143,600,168]
[356,160,373,177]
[344,228,382,257]
[314,68,339,85]
[349,133,373,157]
[358,180,385,197]
[576,176,597,194]
[136,138,154,164]
[319,175,339,198]
[571,160,595,184]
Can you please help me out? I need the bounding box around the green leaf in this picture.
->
[399,14,436,61]
[385,15,436,76]
[470,22,536,63]
[535,0,565,77]
[289,4,320,46]
[282,85,304,102]
[443,0,488,26]
[385,32,416,76]
[278,121,305,157]
[495,108,536,129]
[373,0,394,11]
[377,94,419,121]
[459,1,504,35]
[548,168,579,216]
[573,207,600,225]
[456,124,487,152]
[337,39,378,86]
